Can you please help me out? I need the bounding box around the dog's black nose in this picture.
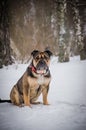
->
[40,60,45,64]
[37,60,48,70]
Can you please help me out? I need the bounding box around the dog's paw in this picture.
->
[43,102,50,105]
[31,101,42,105]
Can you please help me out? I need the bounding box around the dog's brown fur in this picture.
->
[10,50,52,107]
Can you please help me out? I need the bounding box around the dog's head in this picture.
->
[31,50,52,75]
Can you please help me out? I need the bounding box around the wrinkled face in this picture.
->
[31,50,52,74]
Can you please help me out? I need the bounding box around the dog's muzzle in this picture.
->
[36,60,48,74]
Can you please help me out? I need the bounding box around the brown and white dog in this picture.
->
[9,50,52,107]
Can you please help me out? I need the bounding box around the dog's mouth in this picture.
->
[36,69,47,74]
[36,65,48,75]
[30,66,48,75]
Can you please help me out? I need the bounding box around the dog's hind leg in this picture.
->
[10,86,23,107]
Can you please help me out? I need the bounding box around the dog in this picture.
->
[10,50,52,107]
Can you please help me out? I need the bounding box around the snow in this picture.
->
[0,57,86,130]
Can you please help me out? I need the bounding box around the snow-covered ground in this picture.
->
[0,56,86,130]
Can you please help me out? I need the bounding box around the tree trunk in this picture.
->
[58,0,69,62]
[0,0,13,68]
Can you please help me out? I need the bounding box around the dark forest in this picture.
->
[0,0,86,66]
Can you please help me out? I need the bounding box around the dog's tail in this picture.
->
[0,98,11,103]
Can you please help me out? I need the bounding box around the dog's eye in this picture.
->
[35,56,39,61]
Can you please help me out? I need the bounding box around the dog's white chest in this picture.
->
[37,75,45,85]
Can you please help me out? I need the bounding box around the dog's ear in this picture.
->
[31,50,40,57]
[44,50,53,57]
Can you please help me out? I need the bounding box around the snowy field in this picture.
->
[0,56,86,130]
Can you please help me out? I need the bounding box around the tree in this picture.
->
[0,0,13,68]
[57,0,69,62]
[57,0,86,62]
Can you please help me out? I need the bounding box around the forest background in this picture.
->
[0,0,86,67]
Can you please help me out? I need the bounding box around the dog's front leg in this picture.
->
[42,85,50,105]
[23,86,31,107]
